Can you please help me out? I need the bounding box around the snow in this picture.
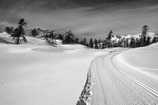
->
[116,44,158,78]
[113,43,158,99]
[1,31,158,105]
[0,32,107,105]
[87,43,158,104]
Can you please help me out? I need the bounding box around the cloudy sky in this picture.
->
[0,0,158,36]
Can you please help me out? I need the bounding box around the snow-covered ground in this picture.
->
[1,32,158,105]
[0,32,108,105]
[88,43,158,105]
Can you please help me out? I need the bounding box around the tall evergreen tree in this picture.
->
[141,25,149,46]
[94,39,98,49]
[145,36,151,45]
[106,30,113,40]
[88,38,93,48]
[130,38,135,48]
[14,18,27,44]
[106,30,113,47]
[141,25,149,38]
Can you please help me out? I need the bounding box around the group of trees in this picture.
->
[37,25,158,49]
[5,18,27,44]
[119,25,158,48]
[77,25,158,49]
[5,19,158,48]
[44,30,76,45]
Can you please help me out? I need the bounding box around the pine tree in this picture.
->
[31,28,39,37]
[141,25,149,46]
[5,26,14,34]
[50,31,55,40]
[141,25,149,38]
[102,40,107,48]
[106,30,113,48]
[130,38,135,48]
[57,34,63,40]
[94,39,98,49]
[145,36,151,45]
[15,18,27,44]
[152,37,158,43]
[74,38,79,43]
[88,38,93,48]
[63,30,75,44]
[106,30,113,40]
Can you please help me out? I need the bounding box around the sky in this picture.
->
[0,0,158,36]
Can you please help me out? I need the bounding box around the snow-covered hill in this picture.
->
[0,32,108,105]
[115,43,158,94]
[1,31,158,105]
[85,41,158,105]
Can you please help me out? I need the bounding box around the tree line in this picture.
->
[40,25,158,48]
[5,18,158,48]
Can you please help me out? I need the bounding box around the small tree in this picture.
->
[145,36,151,45]
[50,31,55,40]
[106,30,113,40]
[141,25,149,46]
[88,38,93,48]
[94,39,98,49]
[56,34,63,40]
[14,18,27,44]
[106,30,113,47]
[31,28,39,37]
[141,25,149,38]
[5,26,14,34]
[130,38,135,48]
[63,30,75,44]
[74,38,79,43]
[152,37,158,43]
[102,40,108,48]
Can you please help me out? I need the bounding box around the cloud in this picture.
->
[0,0,158,10]
[0,0,158,36]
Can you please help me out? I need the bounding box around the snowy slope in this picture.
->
[0,32,109,105]
[1,31,158,105]
[86,43,158,105]
[114,43,158,94]
[117,43,158,74]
